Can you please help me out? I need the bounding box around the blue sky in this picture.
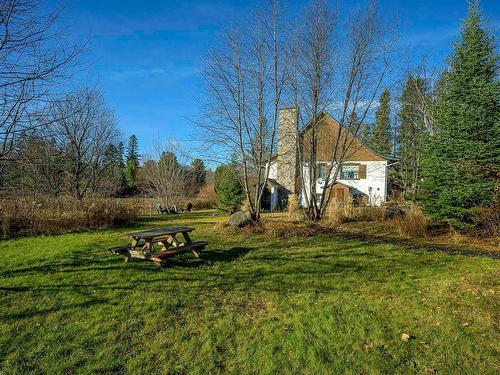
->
[60,0,499,158]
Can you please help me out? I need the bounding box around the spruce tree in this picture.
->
[190,159,206,191]
[103,144,126,195]
[125,135,139,188]
[117,142,127,192]
[214,162,244,211]
[396,76,426,199]
[420,1,499,227]
[371,89,392,155]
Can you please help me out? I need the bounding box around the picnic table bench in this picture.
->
[108,226,207,266]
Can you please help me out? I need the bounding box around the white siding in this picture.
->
[337,160,387,205]
[300,160,388,206]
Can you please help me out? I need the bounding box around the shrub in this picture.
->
[327,198,384,225]
[287,194,303,221]
[214,163,244,212]
[195,183,216,209]
[192,199,215,210]
[475,200,500,236]
[0,197,137,238]
[397,204,427,238]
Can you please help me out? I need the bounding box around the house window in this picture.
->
[340,165,359,180]
[318,163,328,180]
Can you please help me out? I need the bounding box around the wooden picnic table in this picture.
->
[108,226,207,266]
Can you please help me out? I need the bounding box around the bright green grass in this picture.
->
[0,212,498,374]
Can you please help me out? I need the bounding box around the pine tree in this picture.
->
[420,1,499,227]
[360,123,373,145]
[125,135,139,188]
[190,158,206,191]
[214,162,244,211]
[371,89,392,155]
[117,142,127,191]
[396,76,426,199]
[347,111,360,131]
[103,144,126,195]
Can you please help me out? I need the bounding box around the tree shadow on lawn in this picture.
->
[0,240,464,321]
[163,246,251,268]
[331,231,500,259]
[0,298,109,321]
[0,246,252,279]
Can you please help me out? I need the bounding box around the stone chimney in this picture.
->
[276,107,299,194]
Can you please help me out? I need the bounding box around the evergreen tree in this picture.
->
[117,142,127,190]
[125,135,139,188]
[347,111,360,132]
[103,144,126,195]
[360,123,373,145]
[396,76,426,199]
[371,89,392,155]
[420,1,499,227]
[349,111,373,147]
[214,162,244,211]
[190,158,206,191]
[118,142,125,168]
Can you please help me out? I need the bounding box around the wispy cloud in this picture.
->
[108,65,198,81]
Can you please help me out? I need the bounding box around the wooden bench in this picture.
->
[107,238,167,254]
[150,241,207,266]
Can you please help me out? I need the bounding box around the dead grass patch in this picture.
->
[0,197,137,238]
[395,204,427,238]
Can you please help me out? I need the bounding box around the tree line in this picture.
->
[359,1,498,230]
[2,104,207,203]
[0,1,208,207]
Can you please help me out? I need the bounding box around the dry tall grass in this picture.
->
[195,183,217,210]
[396,204,427,238]
[327,198,384,225]
[287,194,302,220]
[0,197,138,238]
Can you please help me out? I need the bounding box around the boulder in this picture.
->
[229,211,253,227]
[383,205,406,220]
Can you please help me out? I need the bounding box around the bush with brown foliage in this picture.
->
[395,204,427,238]
[327,198,384,225]
[475,200,500,236]
[195,183,217,209]
[287,194,301,218]
[0,197,137,238]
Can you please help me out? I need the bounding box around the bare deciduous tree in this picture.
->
[290,0,399,220]
[140,141,186,209]
[0,0,80,172]
[406,59,440,136]
[197,0,287,221]
[49,87,119,199]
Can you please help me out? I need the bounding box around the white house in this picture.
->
[266,108,394,211]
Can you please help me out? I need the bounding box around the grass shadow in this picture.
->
[332,231,499,259]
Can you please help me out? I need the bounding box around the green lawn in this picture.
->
[0,212,498,374]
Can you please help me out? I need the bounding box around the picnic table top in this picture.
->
[127,226,194,239]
